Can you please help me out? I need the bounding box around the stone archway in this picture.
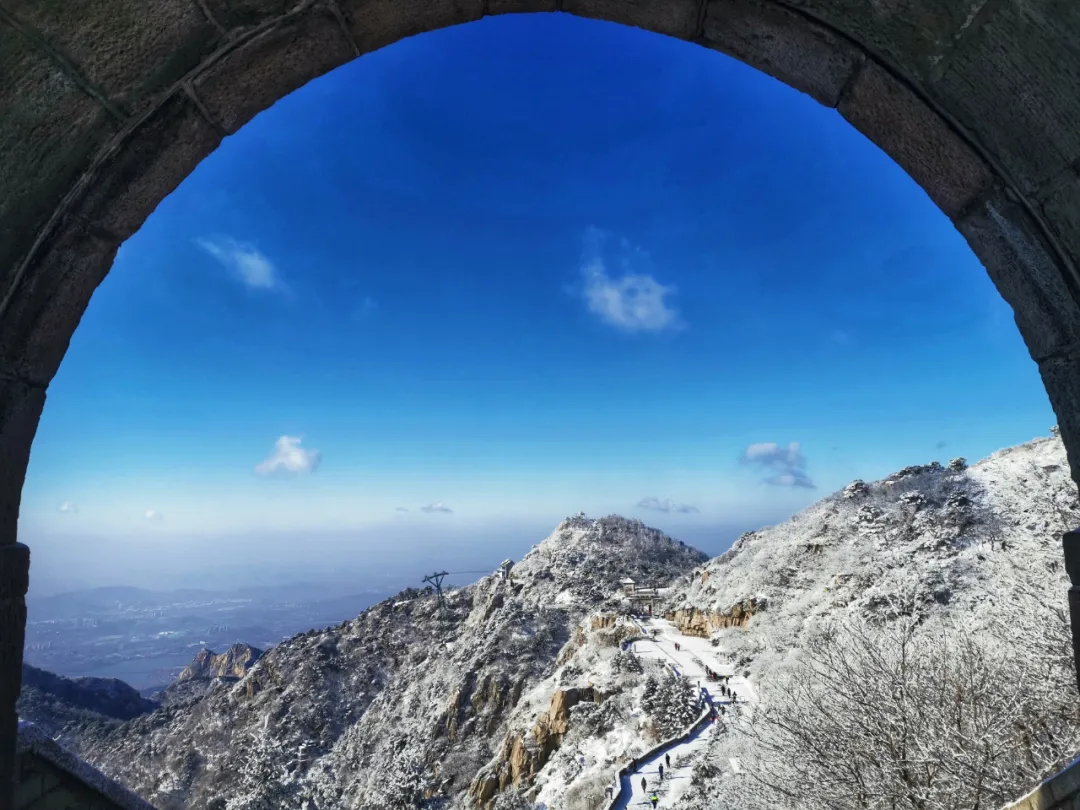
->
[2,0,1079,802]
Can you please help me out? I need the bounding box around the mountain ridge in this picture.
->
[22,431,1080,810]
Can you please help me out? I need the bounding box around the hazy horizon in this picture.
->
[20,514,769,598]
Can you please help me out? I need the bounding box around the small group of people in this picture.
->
[636,753,672,806]
[673,641,681,651]
[718,683,737,702]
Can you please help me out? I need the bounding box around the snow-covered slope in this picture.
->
[41,433,1080,810]
[668,434,1078,678]
[69,516,705,810]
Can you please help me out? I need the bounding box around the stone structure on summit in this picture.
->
[3,0,1080,805]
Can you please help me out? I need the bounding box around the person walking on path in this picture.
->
[641,776,647,793]
[658,763,664,781]
[665,753,670,768]
[650,793,659,808]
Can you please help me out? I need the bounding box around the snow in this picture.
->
[35,433,1079,810]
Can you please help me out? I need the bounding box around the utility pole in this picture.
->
[423,571,450,621]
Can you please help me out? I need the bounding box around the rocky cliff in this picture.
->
[177,644,264,683]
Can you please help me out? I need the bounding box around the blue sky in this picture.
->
[17,12,1055,586]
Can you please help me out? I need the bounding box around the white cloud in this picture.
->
[144,509,164,521]
[419,501,453,514]
[395,507,409,512]
[740,441,815,488]
[196,237,280,291]
[637,496,699,514]
[255,436,322,476]
[58,501,77,514]
[579,228,682,333]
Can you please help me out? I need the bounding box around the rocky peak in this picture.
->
[176,643,263,683]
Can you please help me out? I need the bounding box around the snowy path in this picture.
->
[610,618,754,808]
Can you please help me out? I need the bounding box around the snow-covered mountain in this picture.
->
[669,433,1078,674]
[29,432,1080,810]
[63,516,705,810]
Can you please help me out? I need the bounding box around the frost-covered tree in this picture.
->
[225,734,295,810]
[611,650,643,674]
[375,749,434,810]
[492,788,534,810]
[642,670,700,739]
[726,604,1080,810]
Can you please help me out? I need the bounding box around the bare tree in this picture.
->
[727,596,1080,810]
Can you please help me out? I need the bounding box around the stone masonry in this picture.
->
[3,1,1080,807]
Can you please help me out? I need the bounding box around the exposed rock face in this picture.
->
[469,685,596,806]
[667,597,767,636]
[176,643,263,682]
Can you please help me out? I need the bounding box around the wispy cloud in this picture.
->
[637,496,699,514]
[740,441,815,488]
[58,501,77,514]
[144,509,164,521]
[579,227,682,333]
[419,501,453,514]
[196,237,281,291]
[255,436,322,476]
[395,507,409,512]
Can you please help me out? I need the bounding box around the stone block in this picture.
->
[76,92,223,240]
[563,0,699,40]
[0,21,119,296]
[5,0,222,117]
[1041,171,1080,274]
[202,0,292,30]
[195,6,357,135]
[776,0,976,85]
[0,222,119,388]
[0,546,29,600]
[931,0,1080,195]
[1040,351,1080,490]
[839,59,993,218]
[701,0,861,107]
[487,0,558,13]
[0,376,42,549]
[957,189,1080,364]
[338,0,484,54]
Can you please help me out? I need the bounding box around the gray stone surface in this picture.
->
[75,92,223,240]
[563,0,700,39]
[701,0,862,107]
[1041,172,1080,273]
[194,7,356,135]
[0,543,29,810]
[956,190,1080,364]
[338,0,485,55]
[839,59,994,218]
[4,0,222,117]
[930,0,1080,195]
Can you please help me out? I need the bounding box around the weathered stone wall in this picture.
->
[5,1,1080,805]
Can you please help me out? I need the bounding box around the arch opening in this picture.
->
[3,0,1080,802]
